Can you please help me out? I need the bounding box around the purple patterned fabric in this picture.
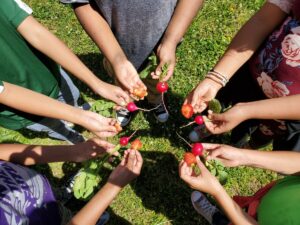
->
[0,161,61,225]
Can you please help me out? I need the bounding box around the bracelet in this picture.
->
[205,69,228,87]
[205,74,225,87]
[209,70,228,83]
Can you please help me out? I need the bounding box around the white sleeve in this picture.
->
[268,0,294,13]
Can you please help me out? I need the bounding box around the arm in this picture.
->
[68,149,143,225]
[73,4,145,93]
[185,2,288,112]
[152,0,204,80]
[0,138,114,165]
[179,157,257,224]
[17,15,129,105]
[205,94,300,134]
[0,82,118,137]
[204,143,300,175]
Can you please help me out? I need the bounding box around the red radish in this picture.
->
[119,137,129,146]
[119,130,137,146]
[181,104,194,119]
[184,152,197,167]
[192,143,204,156]
[126,102,138,112]
[126,102,161,112]
[194,115,204,125]
[131,139,143,150]
[180,115,204,129]
[156,82,168,93]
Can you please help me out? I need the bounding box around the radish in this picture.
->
[156,81,168,93]
[119,130,137,146]
[126,102,161,112]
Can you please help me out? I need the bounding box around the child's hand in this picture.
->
[204,143,247,167]
[205,103,247,134]
[151,42,176,81]
[74,138,118,162]
[184,78,222,113]
[80,111,118,137]
[97,82,130,107]
[179,156,222,196]
[108,149,143,188]
[114,60,147,94]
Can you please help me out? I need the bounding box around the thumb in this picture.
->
[196,156,209,173]
[206,147,223,161]
[162,63,175,81]
[99,125,117,133]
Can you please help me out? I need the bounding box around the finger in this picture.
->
[101,125,117,133]
[151,71,160,79]
[162,64,175,82]
[119,91,131,104]
[95,131,117,138]
[207,148,224,161]
[127,149,136,169]
[135,150,143,169]
[202,143,221,150]
[196,156,209,173]
[155,62,163,76]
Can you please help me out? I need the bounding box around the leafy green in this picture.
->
[208,98,222,113]
[139,54,157,79]
[91,99,115,117]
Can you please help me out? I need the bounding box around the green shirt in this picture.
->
[258,176,300,225]
[0,0,60,130]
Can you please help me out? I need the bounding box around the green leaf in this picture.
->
[208,98,222,113]
[91,99,115,117]
[139,53,158,79]
[217,170,228,185]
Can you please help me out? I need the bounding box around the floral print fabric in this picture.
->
[248,7,300,137]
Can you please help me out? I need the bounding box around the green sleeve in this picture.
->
[0,0,32,28]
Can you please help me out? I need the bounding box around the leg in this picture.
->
[57,67,80,107]
[217,64,265,146]
[26,117,85,144]
[273,120,300,151]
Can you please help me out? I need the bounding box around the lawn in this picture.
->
[1,0,278,224]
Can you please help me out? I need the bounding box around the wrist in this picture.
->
[105,181,123,192]
[161,33,181,48]
[203,77,223,92]
[110,52,128,69]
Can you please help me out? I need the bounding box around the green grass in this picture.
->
[0,0,278,224]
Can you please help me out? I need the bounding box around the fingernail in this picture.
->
[120,101,126,106]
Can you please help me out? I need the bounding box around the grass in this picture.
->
[0,0,278,224]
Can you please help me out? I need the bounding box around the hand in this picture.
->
[113,60,146,94]
[97,82,130,107]
[205,103,247,134]
[151,42,176,81]
[108,149,143,188]
[204,143,247,167]
[80,111,118,137]
[184,78,222,113]
[74,138,117,162]
[179,156,222,196]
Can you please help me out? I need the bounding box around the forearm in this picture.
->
[74,4,127,66]
[213,187,257,225]
[0,82,86,125]
[68,183,121,225]
[239,95,300,121]
[0,143,86,165]
[213,2,287,79]
[162,0,204,46]
[243,150,300,175]
[17,16,106,94]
